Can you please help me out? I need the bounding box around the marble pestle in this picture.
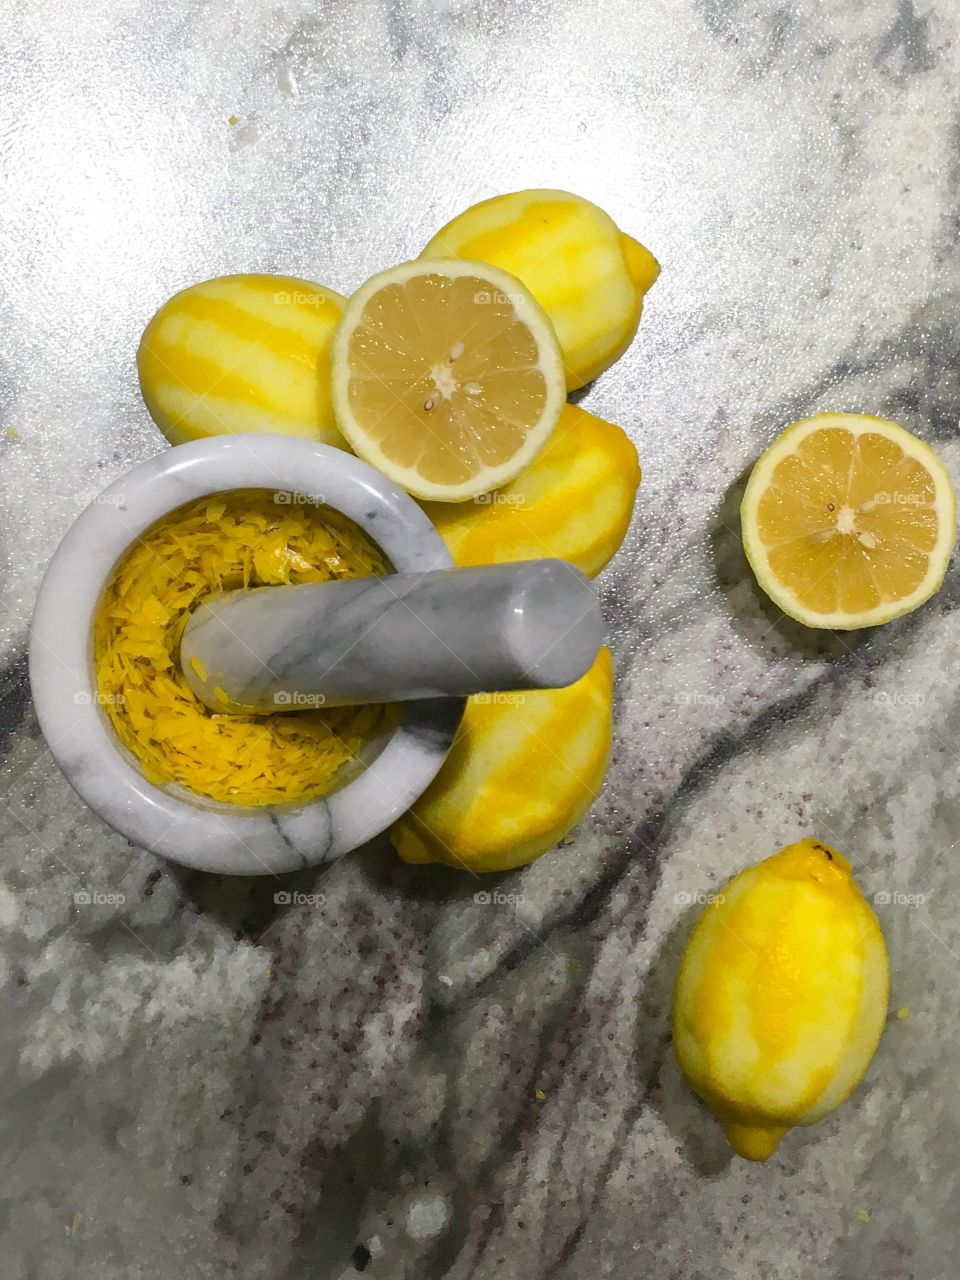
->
[180,559,603,714]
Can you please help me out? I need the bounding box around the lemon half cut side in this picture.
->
[741,412,956,629]
[330,259,567,503]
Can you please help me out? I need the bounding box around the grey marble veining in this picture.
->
[3,1,960,1278]
[181,560,602,712]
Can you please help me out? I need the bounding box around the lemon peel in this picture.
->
[673,838,889,1160]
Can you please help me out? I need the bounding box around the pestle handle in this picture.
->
[180,560,603,713]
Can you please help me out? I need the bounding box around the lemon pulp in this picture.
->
[742,412,956,628]
[331,260,566,502]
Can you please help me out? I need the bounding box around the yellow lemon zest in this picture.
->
[94,489,388,806]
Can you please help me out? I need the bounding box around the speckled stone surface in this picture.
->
[2,1,959,1277]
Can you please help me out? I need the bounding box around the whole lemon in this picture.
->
[390,647,613,873]
[421,189,659,390]
[673,839,889,1160]
[137,273,348,447]
[422,404,640,579]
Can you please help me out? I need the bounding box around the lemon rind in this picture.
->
[421,187,622,260]
[421,190,654,391]
[390,648,613,872]
[138,274,348,448]
[741,412,957,630]
[672,840,891,1159]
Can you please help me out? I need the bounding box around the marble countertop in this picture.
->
[2,1,958,1276]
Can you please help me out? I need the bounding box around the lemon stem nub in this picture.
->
[723,1123,788,1161]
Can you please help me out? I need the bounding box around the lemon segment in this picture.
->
[137,274,348,447]
[673,839,889,1161]
[330,259,567,502]
[422,190,660,390]
[422,404,640,578]
[390,647,613,873]
[741,412,956,629]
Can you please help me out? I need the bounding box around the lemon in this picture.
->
[422,403,640,578]
[137,274,347,447]
[330,259,566,502]
[673,839,889,1161]
[741,412,956,629]
[390,647,613,873]
[421,189,660,390]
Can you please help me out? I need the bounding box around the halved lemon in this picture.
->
[330,260,567,502]
[741,412,956,629]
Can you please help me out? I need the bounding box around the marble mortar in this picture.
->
[28,433,465,875]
